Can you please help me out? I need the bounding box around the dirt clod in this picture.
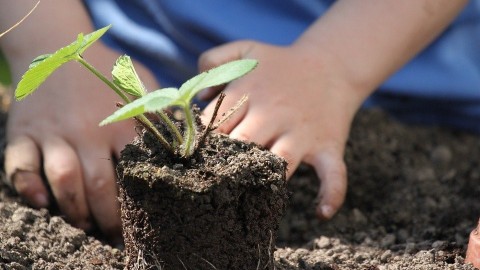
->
[117,131,288,269]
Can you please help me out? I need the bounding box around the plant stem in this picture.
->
[198,92,226,148]
[134,116,174,153]
[76,56,174,153]
[77,57,131,104]
[157,111,183,146]
[137,114,175,153]
[182,105,196,157]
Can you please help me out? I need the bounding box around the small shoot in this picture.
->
[15,26,258,157]
[112,55,147,98]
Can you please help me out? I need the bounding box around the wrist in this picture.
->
[290,40,374,112]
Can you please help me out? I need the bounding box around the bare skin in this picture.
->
[0,0,467,240]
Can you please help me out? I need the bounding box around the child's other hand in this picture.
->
[199,41,366,220]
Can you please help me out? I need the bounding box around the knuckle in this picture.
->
[46,163,78,188]
[85,177,114,199]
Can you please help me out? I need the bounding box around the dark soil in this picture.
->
[0,105,479,269]
[117,130,288,269]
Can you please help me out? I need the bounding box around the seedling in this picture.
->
[15,25,257,157]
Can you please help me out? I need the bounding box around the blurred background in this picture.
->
[0,48,11,109]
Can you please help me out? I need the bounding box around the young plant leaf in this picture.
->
[178,59,257,103]
[15,25,111,100]
[15,38,82,100]
[100,87,180,126]
[77,25,111,55]
[29,54,52,69]
[112,55,147,97]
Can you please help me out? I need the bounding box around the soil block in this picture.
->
[117,131,289,270]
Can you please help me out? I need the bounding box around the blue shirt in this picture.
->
[83,0,480,133]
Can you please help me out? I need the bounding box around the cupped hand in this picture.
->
[198,41,365,220]
[4,50,158,243]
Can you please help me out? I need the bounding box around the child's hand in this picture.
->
[5,62,126,240]
[4,49,159,242]
[198,41,365,219]
[0,1,160,242]
[198,0,467,219]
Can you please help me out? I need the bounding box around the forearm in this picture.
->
[294,0,468,103]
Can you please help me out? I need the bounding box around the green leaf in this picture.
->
[178,59,258,103]
[15,39,82,100]
[29,54,52,69]
[78,25,111,55]
[15,25,111,100]
[112,55,147,97]
[100,87,180,125]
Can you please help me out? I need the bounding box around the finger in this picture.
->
[308,150,347,220]
[198,41,255,72]
[43,138,91,230]
[201,88,248,134]
[229,111,279,146]
[79,148,122,242]
[196,86,223,101]
[4,136,49,208]
[269,135,304,179]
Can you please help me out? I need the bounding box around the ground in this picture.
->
[0,86,478,269]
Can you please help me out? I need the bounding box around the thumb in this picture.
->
[198,40,255,72]
[308,150,348,220]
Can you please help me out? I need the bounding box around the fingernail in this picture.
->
[321,205,334,219]
[33,193,49,208]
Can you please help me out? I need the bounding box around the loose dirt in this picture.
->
[0,107,479,269]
